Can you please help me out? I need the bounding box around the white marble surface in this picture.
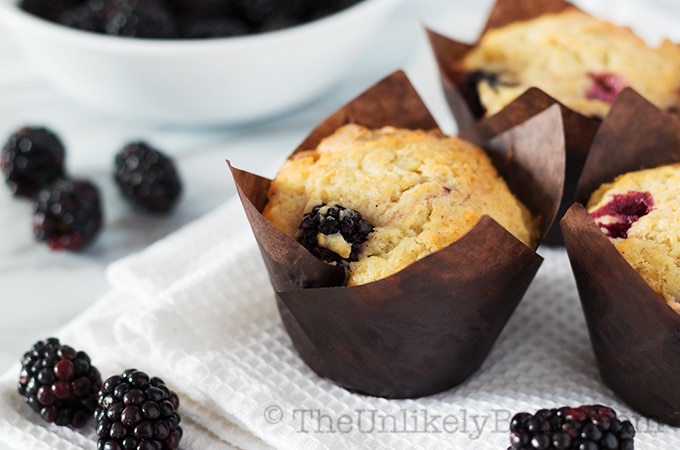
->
[1,0,679,448]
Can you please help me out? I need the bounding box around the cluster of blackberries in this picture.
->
[509,404,635,450]
[20,0,365,39]
[19,338,182,449]
[1,126,182,251]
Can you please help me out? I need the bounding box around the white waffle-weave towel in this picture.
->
[2,196,680,449]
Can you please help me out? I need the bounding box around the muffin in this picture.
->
[587,164,680,313]
[231,71,565,398]
[263,123,539,286]
[457,8,680,119]
[427,0,680,246]
[561,89,680,426]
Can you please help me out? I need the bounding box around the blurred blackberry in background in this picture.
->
[168,0,234,18]
[1,126,66,198]
[18,338,102,428]
[20,0,365,38]
[114,141,182,213]
[20,0,85,23]
[179,17,250,39]
[102,0,177,38]
[96,369,182,450]
[32,178,104,251]
[59,0,108,33]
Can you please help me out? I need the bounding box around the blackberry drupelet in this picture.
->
[509,404,635,450]
[96,369,182,450]
[32,178,104,251]
[114,141,182,213]
[18,338,102,428]
[298,203,373,267]
[1,126,66,198]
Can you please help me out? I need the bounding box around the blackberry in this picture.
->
[19,0,84,23]
[114,141,182,213]
[32,178,104,251]
[509,404,635,450]
[18,338,102,428]
[168,0,234,18]
[1,126,66,198]
[298,204,373,267]
[59,0,110,34]
[179,17,250,39]
[96,369,182,450]
[102,0,177,39]
[455,70,500,119]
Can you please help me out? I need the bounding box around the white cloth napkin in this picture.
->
[2,196,680,449]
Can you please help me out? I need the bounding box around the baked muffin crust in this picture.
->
[264,124,538,285]
[587,163,680,312]
[461,9,680,118]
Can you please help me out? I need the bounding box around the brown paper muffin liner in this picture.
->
[426,0,608,245]
[228,70,566,398]
[561,88,680,426]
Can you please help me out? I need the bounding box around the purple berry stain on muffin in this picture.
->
[590,190,653,239]
[587,72,628,104]
[298,204,373,268]
[509,404,635,450]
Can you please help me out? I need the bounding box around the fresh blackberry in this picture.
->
[114,141,182,213]
[102,0,177,38]
[96,369,182,450]
[59,0,110,34]
[298,204,373,267]
[179,17,250,38]
[18,338,102,428]
[20,0,84,23]
[306,0,363,20]
[455,70,500,119]
[1,126,66,198]
[509,404,635,450]
[32,178,104,251]
[257,13,300,33]
[168,0,234,18]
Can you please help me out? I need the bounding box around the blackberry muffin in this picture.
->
[458,8,680,118]
[561,89,680,426]
[263,123,539,286]
[587,164,680,313]
[231,71,564,398]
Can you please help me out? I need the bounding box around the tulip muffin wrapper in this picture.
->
[425,0,664,245]
[229,70,565,398]
[561,88,680,426]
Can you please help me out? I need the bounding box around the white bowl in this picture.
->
[0,0,400,126]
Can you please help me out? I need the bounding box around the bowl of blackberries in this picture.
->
[0,0,399,126]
